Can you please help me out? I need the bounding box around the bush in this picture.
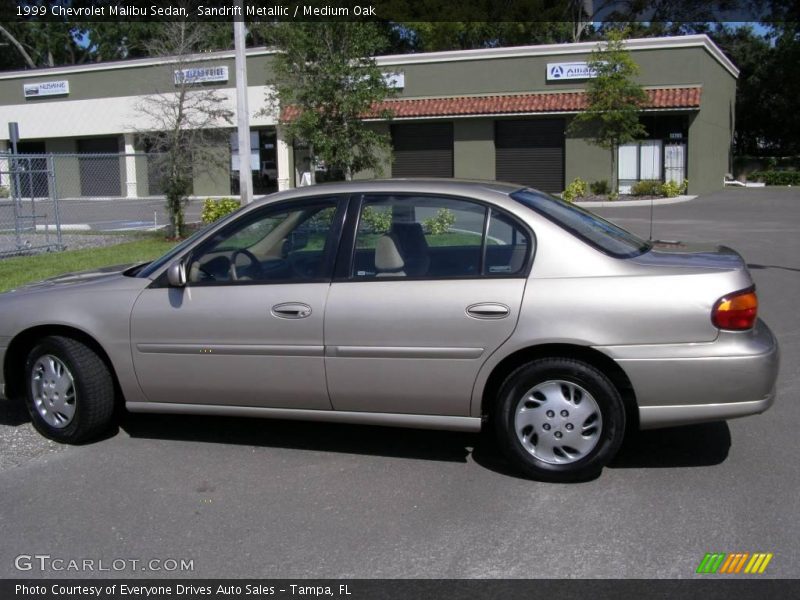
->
[661,180,681,198]
[749,170,800,186]
[630,179,663,196]
[589,180,610,195]
[0,185,9,199]
[562,178,588,202]
[201,197,241,224]
[423,208,456,235]
[360,206,392,233]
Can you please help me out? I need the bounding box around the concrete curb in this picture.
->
[576,195,697,208]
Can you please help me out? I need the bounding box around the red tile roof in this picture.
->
[281,86,701,122]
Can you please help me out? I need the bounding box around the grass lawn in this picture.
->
[0,237,177,293]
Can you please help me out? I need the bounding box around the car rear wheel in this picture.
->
[495,358,625,482]
[24,336,115,444]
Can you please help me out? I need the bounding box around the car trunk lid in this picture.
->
[629,241,748,273]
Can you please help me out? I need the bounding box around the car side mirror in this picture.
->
[167,260,187,287]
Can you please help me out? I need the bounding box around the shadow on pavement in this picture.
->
[120,412,475,464]
[0,398,29,426]
[120,412,731,477]
[609,421,731,469]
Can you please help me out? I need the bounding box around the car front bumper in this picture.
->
[595,319,780,429]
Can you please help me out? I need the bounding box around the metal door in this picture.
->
[665,143,686,184]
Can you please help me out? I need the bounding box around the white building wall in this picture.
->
[0,85,278,141]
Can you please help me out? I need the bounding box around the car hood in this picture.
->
[630,242,747,272]
[7,263,148,294]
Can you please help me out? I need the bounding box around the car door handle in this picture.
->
[271,303,313,319]
[466,303,510,319]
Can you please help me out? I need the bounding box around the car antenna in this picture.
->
[649,195,655,241]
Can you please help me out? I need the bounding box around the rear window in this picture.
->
[510,188,651,258]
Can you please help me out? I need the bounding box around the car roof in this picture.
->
[253,179,526,205]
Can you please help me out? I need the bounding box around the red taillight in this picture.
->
[712,287,758,330]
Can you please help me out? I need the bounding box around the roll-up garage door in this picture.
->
[78,137,122,197]
[391,123,453,178]
[495,119,564,193]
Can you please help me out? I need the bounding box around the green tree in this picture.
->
[263,22,395,181]
[760,8,800,155]
[567,28,647,193]
[707,24,771,156]
[0,21,90,69]
[399,21,579,51]
[136,21,233,238]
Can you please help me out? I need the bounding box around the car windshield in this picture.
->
[510,188,651,258]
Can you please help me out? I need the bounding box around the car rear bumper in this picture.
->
[637,392,775,429]
[595,319,780,429]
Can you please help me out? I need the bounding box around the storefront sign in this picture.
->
[23,80,70,98]
[174,66,229,85]
[546,62,598,81]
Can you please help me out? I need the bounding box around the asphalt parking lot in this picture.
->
[0,187,797,579]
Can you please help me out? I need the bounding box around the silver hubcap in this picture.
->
[30,354,76,429]
[514,380,602,464]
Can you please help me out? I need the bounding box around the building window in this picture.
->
[230,129,278,195]
[618,140,662,194]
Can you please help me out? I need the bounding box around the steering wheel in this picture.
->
[229,249,261,281]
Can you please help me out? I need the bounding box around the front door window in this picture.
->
[187,199,339,284]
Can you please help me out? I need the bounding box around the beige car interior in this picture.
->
[375,235,406,277]
[187,210,307,283]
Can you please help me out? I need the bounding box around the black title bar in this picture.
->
[3,579,800,600]
[1,0,781,23]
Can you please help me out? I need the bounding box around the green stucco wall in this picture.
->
[352,122,392,180]
[454,119,495,180]
[685,56,736,194]
[44,139,80,199]
[565,130,612,189]
[134,153,150,196]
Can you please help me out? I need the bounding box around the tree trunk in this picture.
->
[0,25,36,68]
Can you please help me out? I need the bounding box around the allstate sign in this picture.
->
[546,62,598,81]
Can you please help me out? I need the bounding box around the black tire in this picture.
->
[494,358,625,482]
[24,335,116,444]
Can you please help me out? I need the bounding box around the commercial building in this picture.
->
[0,34,737,198]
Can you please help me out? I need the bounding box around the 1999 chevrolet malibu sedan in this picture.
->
[0,180,780,481]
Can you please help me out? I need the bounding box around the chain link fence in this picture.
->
[0,153,63,257]
[0,152,221,257]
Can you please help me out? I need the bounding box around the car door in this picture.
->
[130,195,345,409]
[324,193,533,417]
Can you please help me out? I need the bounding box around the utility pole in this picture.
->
[234,0,253,204]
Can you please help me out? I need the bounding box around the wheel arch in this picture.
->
[480,343,639,431]
[4,325,121,403]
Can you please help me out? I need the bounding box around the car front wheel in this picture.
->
[24,335,116,444]
[495,358,626,482]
